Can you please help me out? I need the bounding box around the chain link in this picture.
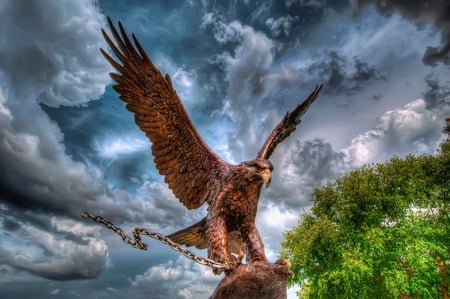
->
[81,211,226,270]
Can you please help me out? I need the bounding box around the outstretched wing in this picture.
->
[257,85,322,160]
[101,17,229,209]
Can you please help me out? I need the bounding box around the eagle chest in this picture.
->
[222,183,260,222]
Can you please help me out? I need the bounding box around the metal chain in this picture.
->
[81,211,226,270]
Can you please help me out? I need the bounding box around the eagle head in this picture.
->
[243,158,274,188]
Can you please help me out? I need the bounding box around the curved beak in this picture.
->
[259,169,272,188]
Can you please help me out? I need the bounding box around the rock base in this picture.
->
[210,261,290,299]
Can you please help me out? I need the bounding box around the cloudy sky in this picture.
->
[0,0,449,298]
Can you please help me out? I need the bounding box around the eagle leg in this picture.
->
[206,216,230,275]
[240,223,268,263]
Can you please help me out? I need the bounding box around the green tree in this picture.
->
[281,120,450,299]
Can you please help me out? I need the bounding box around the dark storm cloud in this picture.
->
[0,0,131,221]
[307,51,385,95]
[253,138,354,259]
[0,245,107,281]
[132,181,205,231]
[197,0,353,61]
[201,15,279,161]
[353,58,386,84]
[0,0,142,284]
[198,8,359,228]
[268,139,352,208]
[2,218,20,232]
[423,74,450,109]
[352,0,450,65]
[201,14,331,163]
[95,0,347,164]
[288,139,349,184]
[0,206,109,281]
[265,15,298,37]
[201,0,348,37]
[0,0,194,239]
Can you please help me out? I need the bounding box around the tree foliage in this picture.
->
[281,122,450,298]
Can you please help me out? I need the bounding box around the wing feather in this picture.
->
[167,218,244,254]
[257,85,322,159]
[102,17,228,209]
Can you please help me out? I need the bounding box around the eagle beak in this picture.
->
[260,169,272,188]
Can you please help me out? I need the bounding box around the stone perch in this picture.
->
[210,260,291,299]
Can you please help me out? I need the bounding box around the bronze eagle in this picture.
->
[101,17,322,274]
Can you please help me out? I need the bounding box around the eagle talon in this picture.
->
[224,253,244,275]
[275,258,295,278]
[275,258,291,267]
[289,270,295,278]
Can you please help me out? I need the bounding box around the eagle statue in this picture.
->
[101,17,322,274]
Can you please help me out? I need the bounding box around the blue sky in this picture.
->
[0,0,449,298]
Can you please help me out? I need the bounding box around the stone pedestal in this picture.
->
[210,261,290,299]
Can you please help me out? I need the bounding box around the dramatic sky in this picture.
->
[0,1,449,298]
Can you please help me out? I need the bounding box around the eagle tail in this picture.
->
[166,218,207,249]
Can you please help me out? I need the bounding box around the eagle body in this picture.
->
[167,159,273,271]
[101,17,321,274]
[207,160,272,264]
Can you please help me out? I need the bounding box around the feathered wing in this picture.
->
[101,17,229,209]
[257,85,322,160]
[166,218,208,249]
[167,218,245,254]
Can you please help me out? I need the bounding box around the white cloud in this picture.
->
[219,21,274,107]
[265,15,298,37]
[173,67,195,89]
[172,67,197,102]
[204,18,285,162]
[131,256,219,299]
[95,135,149,158]
[256,204,300,261]
[0,86,11,121]
[343,99,445,165]
[201,13,241,44]
[133,181,201,231]
[0,0,111,107]
[138,54,200,111]
[259,204,299,231]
